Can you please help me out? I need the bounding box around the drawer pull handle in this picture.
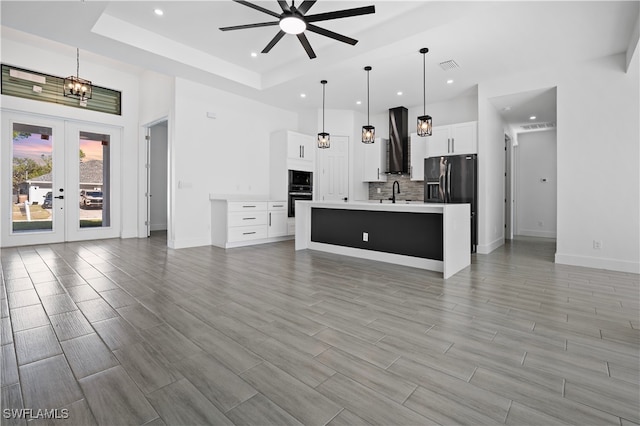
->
[242,217,256,220]
[242,205,256,208]
[272,205,283,208]
[243,232,256,235]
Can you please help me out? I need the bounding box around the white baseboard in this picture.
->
[150,223,167,231]
[168,237,211,249]
[477,237,504,254]
[518,229,557,238]
[555,253,640,274]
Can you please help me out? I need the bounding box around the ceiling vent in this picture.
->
[521,122,556,130]
[439,60,460,70]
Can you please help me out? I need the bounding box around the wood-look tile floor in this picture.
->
[1,234,638,425]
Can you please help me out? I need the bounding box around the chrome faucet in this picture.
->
[391,180,401,203]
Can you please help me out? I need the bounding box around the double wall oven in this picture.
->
[288,170,312,217]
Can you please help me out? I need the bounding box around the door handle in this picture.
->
[269,212,271,226]
[54,195,64,199]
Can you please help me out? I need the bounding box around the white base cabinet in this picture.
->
[211,199,292,248]
[267,201,288,237]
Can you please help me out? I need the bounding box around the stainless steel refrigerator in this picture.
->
[424,154,477,252]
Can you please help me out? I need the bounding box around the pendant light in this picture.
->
[63,48,93,103]
[317,80,330,149]
[362,66,375,144]
[417,48,432,137]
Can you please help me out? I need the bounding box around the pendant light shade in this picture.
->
[362,66,375,144]
[417,48,432,137]
[317,80,330,149]
[63,48,92,104]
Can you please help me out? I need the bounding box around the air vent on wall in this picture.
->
[521,122,556,130]
[439,60,460,70]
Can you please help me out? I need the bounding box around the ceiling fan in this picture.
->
[219,1,376,59]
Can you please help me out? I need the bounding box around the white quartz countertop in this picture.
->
[297,200,468,214]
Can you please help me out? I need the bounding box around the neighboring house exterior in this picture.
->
[20,159,103,205]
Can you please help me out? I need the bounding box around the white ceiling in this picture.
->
[1,1,638,126]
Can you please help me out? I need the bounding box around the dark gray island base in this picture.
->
[311,208,443,261]
[296,201,471,279]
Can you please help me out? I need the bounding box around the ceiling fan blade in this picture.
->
[297,33,317,59]
[305,5,375,23]
[233,0,281,19]
[262,30,286,53]
[277,1,290,12]
[220,21,280,31]
[307,24,358,45]
[296,1,317,15]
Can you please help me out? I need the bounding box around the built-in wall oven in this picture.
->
[288,170,312,217]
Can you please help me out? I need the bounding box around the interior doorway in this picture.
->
[317,135,349,202]
[146,120,168,237]
[505,134,513,240]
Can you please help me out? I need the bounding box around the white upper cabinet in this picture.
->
[362,138,388,182]
[425,121,477,158]
[286,131,315,170]
[409,133,425,181]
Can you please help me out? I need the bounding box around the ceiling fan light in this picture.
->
[280,16,306,34]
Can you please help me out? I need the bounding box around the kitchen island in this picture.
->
[295,200,470,279]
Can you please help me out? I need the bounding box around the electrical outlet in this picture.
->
[593,240,602,249]
[362,232,369,242]
[377,188,381,194]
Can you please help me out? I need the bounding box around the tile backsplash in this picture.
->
[368,175,424,201]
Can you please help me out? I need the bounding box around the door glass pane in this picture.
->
[78,131,110,228]
[11,123,53,233]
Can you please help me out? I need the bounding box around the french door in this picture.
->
[1,112,121,247]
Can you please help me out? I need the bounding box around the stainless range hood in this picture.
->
[387,106,408,174]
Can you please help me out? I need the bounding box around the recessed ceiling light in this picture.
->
[154,8,164,16]
[446,79,454,84]
[250,52,258,58]
[300,93,306,98]
[356,101,362,105]
[529,116,536,120]
[502,106,511,112]
[397,91,403,96]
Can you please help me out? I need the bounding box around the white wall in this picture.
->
[515,130,557,238]
[170,78,298,248]
[478,53,639,273]
[406,94,479,128]
[477,91,509,253]
[1,29,142,239]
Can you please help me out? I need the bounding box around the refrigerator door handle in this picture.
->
[447,163,452,202]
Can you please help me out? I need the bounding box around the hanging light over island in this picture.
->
[362,66,375,143]
[417,48,432,137]
[318,80,330,149]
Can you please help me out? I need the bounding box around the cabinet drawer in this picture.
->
[228,211,268,227]
[228,225,268,242]
[268,201,287,211]
[228,201,267,212]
